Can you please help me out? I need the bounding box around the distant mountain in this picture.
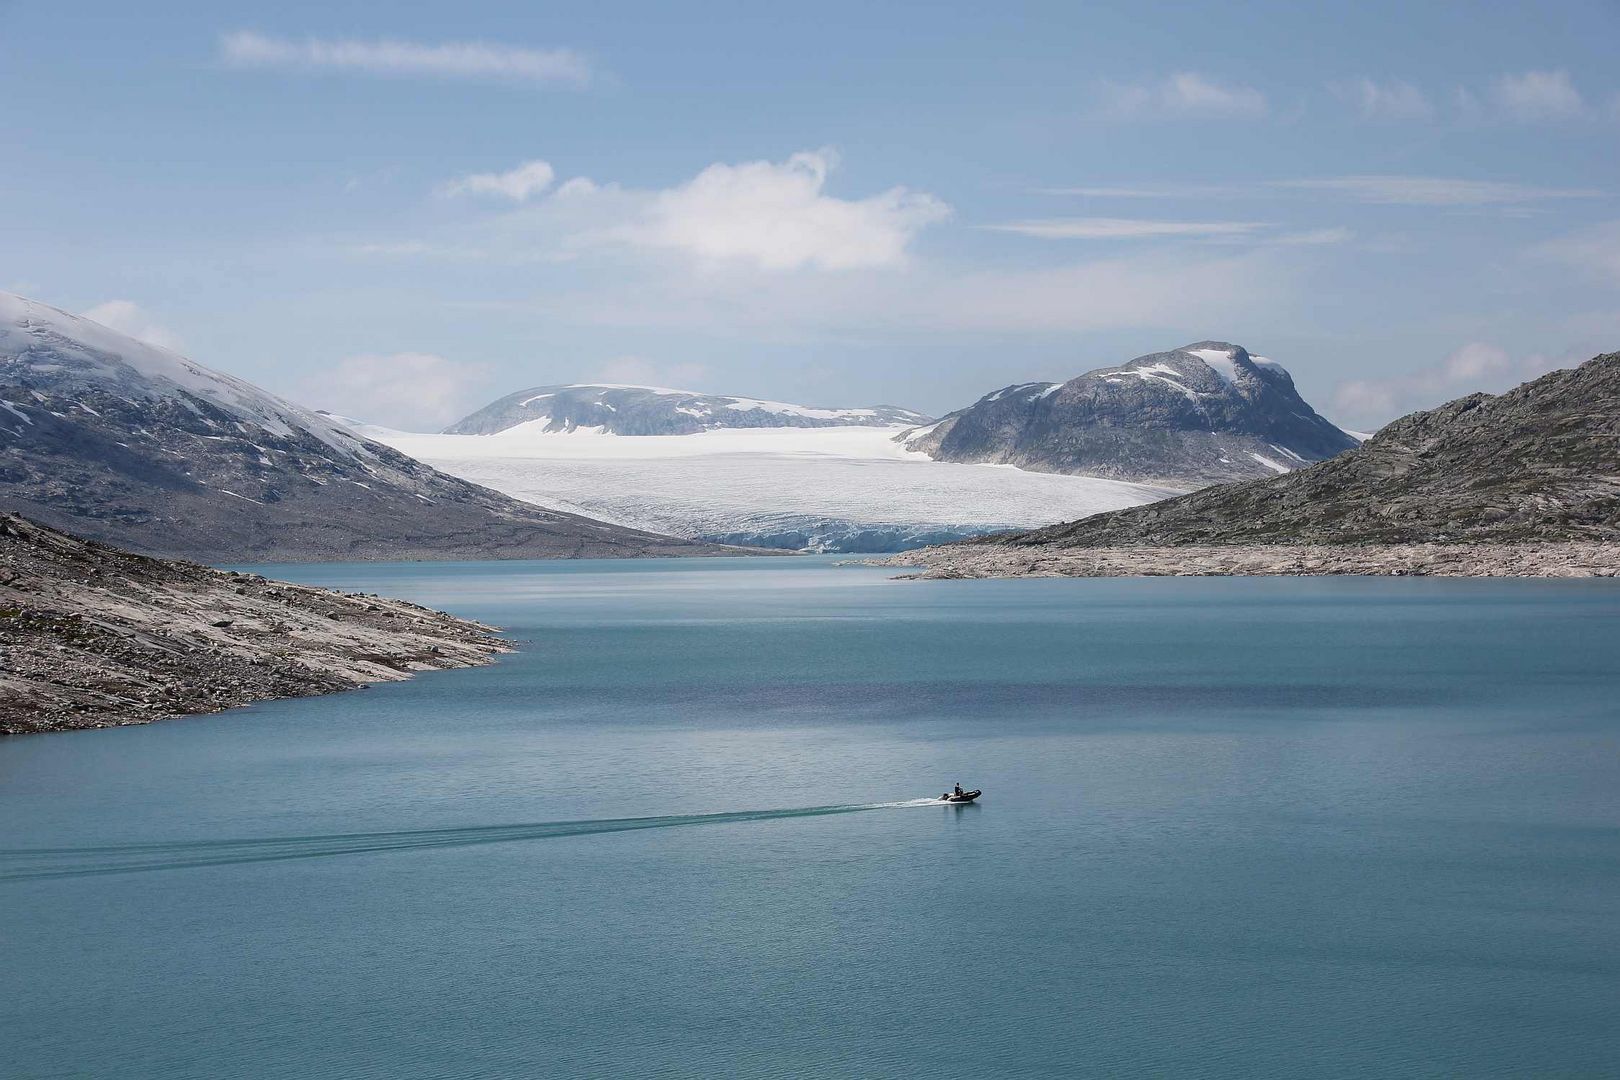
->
[900,342,1358,487]
[445,383,931,435]
[982,352,1620,549]
[0,293,739,562]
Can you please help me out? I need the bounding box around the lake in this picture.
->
[3,557,1619,1078]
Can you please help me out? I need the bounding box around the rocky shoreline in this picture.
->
[1,514,511,735]
[870,541,1620,580]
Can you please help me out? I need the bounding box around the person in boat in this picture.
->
[953,782,964,798]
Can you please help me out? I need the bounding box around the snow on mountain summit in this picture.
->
[0,292,732,561]
[901,342,1358,487]
[444,383,931,436]
[0,292,370,462]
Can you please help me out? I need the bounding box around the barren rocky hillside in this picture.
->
[1,514,509,734]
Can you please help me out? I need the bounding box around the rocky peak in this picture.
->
[901,342,1357,487]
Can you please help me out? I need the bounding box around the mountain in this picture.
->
[978,352,1620,549]
[0,293,738,562]
[1,513,505,734]
[901,342,1358,487]
[358,422,1180,553]
[445,383,931,435]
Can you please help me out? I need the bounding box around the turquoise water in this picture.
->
[3,557,1620,1078]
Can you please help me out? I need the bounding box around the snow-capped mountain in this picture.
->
[0,293,734,562]
[445,383,931,435]
[357,423,1182,553]
[901,342,1359,487]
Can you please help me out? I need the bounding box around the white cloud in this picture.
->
[1490,70,1584,121]
[338,150,951,272]
[1537,220,1620,285]
[1098,72,1268,119]
[1332,78,1434,121]
[1331,342,1572,426]
[594,356,711,389]
[608,149,950,270]
[82,300,185,351]
[298,352,492,432]
[1273,227,1353,246]
[983,218,1265,240]
[219,31,591,87]
[1272,175,1602,206]
[440,160,556,201]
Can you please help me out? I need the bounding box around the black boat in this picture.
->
[939,789,981,804]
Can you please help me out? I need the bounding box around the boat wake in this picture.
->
[0,798,951,882]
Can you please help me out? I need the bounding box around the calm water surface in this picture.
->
[3,557,1619,1078]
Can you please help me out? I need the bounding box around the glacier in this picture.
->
[357,423,1184,553]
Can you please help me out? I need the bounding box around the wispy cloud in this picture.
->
[1035,184,1239,199]
[594,356,711,389]
[219,31,591,87]
[1536,220,1620,285]
[1096,72,1268,119]
[1331,78,1434,121]
[1490,70,1584,121]
[983,218,1266,240]
[298,352,492,431]
[1273,227,1354,246]
[439,160,556,201]
[1270,176,1603,206]
[83,300,184,351]
[1034,175,1603,209]
[1332,342,1573,427]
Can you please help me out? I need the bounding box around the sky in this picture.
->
[3,0,1618,430]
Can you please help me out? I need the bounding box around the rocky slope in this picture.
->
[990,352,1620,549]
[0,293,737,562]
[901,342,1357,487]
[0,514,509,734]
[445,383,930,436]
[877,352,1620,578]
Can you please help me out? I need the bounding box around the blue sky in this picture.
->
[4,0,1618,429]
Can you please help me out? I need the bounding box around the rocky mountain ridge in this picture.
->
[0,293,739,562]
[938,351,1620,555]
[902,342,1358,487]
[445,383,930,436]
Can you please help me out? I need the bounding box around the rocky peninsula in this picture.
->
[875,541,1620,579]
[1,514,510,735]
